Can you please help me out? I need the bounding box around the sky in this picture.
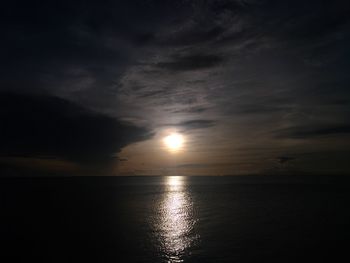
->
[1,0,350,176]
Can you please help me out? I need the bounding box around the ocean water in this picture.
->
[1,176,350,262]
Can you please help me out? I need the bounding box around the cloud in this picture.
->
[137,90,167,98]
[172,106,209,114]
[0,93,152,163]
[177,119,216,130]
[155,54,225,71]
[275,125,350,139]
[233,103,293,115]
[277,156,295,164]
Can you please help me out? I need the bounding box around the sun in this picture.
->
[163,133,184,152]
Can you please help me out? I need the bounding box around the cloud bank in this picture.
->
[0,93,152,164]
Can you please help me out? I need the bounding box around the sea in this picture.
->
[1,175,350,262]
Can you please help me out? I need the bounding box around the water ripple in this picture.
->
[152,176,199,262]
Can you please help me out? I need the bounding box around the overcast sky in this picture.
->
[1,0,350,176]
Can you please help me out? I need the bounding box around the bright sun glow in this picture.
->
[163,133,184,152]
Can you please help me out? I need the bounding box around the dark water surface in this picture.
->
[1,176,350,262]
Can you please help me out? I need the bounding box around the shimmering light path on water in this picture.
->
[154,176,199,262]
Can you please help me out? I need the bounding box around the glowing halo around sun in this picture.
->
[163,133,184,152]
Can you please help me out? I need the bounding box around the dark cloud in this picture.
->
[172,107,209,114]
[275,125,350,139]
[157,25,226,47]
[153,0,252,47]
[155,54,225,71]
[233,103,292,115]
[272,1,350,43]
[0,0,189,103]
[138,90,167,98]
[277,156,295,164]
[0,93,152,163]
[177,120,216,130]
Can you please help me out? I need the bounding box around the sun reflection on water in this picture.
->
[157,176,199,262]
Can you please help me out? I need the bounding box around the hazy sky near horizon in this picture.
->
[1,0,350,176]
